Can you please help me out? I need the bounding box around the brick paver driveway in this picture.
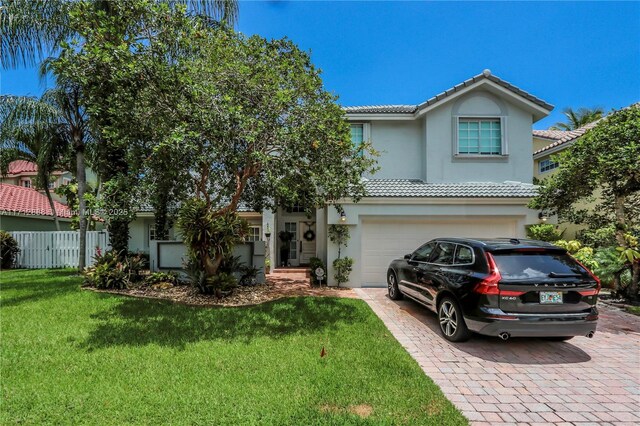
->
[356,288,640,425]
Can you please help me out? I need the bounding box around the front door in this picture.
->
[299,221,316,265]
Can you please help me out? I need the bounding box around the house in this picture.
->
[532,121,600,238]
[1,160,73,203]
[129,70,554,287]
[0,183,73,231]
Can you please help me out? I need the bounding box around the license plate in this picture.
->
[540,291,563,304]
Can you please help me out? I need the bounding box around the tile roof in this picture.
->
[532,129,571,140]
[362,179,537,198]
[0,183,72,218]
[533,121,600,156]
[344,70,553,115]
[343,105,417,114]
[136,201,256,213]
[5,160,65,176]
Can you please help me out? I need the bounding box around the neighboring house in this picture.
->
[532,121,600,238]
[0,183,73,231]
[1,160,73,203]
[128,70,555,287]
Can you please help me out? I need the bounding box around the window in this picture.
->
[539,158,559,173]
[149,225,156,242]
[245,226,261,243]
[430,242,456,265]
[412,243,435,262]
[458,118,502,155]
[48,181,55,189]
[454,245,474,265]
[350,124,364,145]
[21,179,31,188]
[62,178,71,186]
[492,252,589,281]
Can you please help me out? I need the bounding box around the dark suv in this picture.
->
[386,238,600,342]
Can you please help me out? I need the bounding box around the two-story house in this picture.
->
[130,70,553,287]
[252,70,551,286]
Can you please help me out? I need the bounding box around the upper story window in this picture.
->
[457,118,503,155]
[149,224,156,242]
[21,179,31,188]
[48,181,56,189]
[349,123,370,147]
[539,158,559,173]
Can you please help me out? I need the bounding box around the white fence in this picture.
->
[10,231,110,269]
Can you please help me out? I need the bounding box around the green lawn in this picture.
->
[0,269,465,425]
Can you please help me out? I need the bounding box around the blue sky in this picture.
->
[2,1,638,129]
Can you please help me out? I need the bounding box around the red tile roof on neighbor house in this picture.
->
[5,160,66,176]
[0,183,72,218]
[533,121,601,156]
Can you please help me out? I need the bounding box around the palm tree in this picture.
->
[0,95,68,230]
[1,0,239,68]
[550,107,604,131]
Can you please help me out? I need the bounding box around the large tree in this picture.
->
[550,106,604,130]
[531,105,640,299]
[1,0,238,258]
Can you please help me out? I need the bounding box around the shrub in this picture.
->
[184,257,238,295]
[239,266,260,286]
[309,257,326,286]
[144,271,179,286]
[577,226,617,248]
[526,224,563,242]
[0,231,20,269]
[83,250,145,289]
[333,257,354,286]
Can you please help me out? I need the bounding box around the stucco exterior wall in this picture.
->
[364,120,425,180]
[424,91,534,184]
[0,214,72,231]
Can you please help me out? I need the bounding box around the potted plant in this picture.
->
[278,230,294,267]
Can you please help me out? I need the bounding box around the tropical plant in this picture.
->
[526,224,564,242]
[0,231,20,269]
[176,198,248,284]
[531,105,640,299]
[144,271,179,286]
[328,224,352,286]
[0,94,68,230]
[83,250,145,289]
[333,257,354,287]
[549,107,604,130]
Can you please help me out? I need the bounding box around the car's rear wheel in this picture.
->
[387,271,402,300]
[438,297,471,342]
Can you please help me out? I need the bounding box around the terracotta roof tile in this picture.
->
[0,183,72,218]
[533,121,600,156]
[532,129,571,140]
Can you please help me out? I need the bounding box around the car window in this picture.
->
[492,251,590,281]
[454,245,473,264]
[430,242,455,265]
[412,243,435,262]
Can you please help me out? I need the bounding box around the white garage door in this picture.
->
[361,217,518,286]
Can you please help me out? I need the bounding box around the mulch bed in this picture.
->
[85,277,356,307]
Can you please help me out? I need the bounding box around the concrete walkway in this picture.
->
[356,288,640,426]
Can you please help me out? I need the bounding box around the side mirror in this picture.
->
[404,254,411,260]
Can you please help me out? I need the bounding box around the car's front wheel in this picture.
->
[387,271,402,300]
[438,297,471,342]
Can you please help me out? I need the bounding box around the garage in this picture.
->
[360,216,519,286]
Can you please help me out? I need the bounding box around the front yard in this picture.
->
[0,269,465,425]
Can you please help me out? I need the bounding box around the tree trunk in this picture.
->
[76,145,88,271]
[613,194,627,246]
[44,186,61,231]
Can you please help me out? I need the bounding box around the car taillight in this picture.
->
[572,256,601,294]
[474,252,502,295]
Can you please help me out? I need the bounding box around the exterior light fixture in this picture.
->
[538,212,548,222]
[265,223,271,239]
[340,212,347,222]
